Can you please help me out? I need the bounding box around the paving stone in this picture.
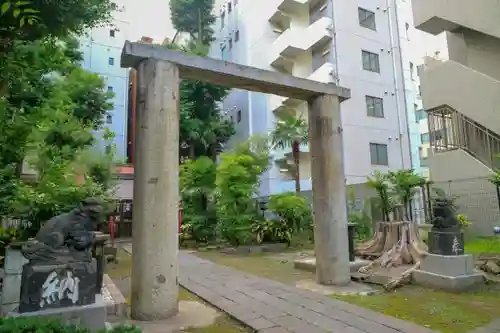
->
[259,327,292,333]
[175,251,441,333]
[271,315,327,333]
[246,317,279,330]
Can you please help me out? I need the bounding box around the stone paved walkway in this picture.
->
[179,252,436,333]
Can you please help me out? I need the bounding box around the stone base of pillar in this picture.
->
[413,254,484,292]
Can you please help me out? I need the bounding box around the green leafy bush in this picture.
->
[180,157,217,243]
[252,219,292,244]
[267,192,312,233]
[215,136,270,246]
[0,317,141,333]
[348,211,372,241]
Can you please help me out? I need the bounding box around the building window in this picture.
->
[405,22,410,39]
[109,29,116,37]
[106,114,112,124]
[362,50,380,73]
[107,86,113,92]
[111,3,117,10]
[358,8,376,31]
[230,115,234,122]
[237,109,242,123]
[228,2,232,13]
[105,145,112,154]
[221,12,225,29]
[421,133,430,143]
[235,30,240,42]
[409,62,414,78]
[366,96,384,118]
[370,143,389,166]
[229,37,233,49]
[108,57,114,65]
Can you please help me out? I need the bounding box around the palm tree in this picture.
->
[271,114,309,194]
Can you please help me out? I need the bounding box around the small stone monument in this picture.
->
[7,198,108,329]
[413,192,483,291]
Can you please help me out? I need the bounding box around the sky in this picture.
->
[121,0,177,43]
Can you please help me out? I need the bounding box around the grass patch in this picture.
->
[465,237,500,254]
[195,251,314,284]
[105,248,132,280]
[332,284,500,333]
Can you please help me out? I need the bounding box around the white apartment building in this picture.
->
[211,0,426,197]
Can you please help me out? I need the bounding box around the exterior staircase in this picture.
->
[428,106,500,171]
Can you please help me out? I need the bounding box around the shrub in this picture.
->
[180,157,217,243]
[0,317,141,333]
[215,136,270,246]
[252,219,292,244]
[457,213,471,230]
[267,192,312,234]
[348,211,372,241]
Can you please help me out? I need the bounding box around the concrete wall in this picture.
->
[428,149,498,237]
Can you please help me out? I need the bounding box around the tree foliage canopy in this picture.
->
[0,0,116,240]
[169,0,216,44]
[167,3,235,160]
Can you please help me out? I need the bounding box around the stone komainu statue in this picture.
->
[22,198,105,263]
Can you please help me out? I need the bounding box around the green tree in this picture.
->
[366,171,394,222]
[271,114,309,194]
[215,136,270,245]
[0,0,113,47]
[180,156,217,242]
[0,0,115,239]
[387,169,426,220]
[169,0,216,45]
[167,4,235,161]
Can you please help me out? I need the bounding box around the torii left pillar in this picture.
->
[131,59,179,320]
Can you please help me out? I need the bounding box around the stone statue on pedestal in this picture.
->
[428,190,464,256]
[18,198,104,313]
[21,198,104,263]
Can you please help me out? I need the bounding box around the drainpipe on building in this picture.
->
[386,0,411,170]
[330,0,347,185]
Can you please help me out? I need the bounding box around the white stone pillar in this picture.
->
[308,94,350,285]
[131,59,179,320]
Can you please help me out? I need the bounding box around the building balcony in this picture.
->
[412,0,500,39]
[420,59,500,134]
[268,62,334,113]
[268,94,303,113]
[308,62,335,84]
[269,16,333,68]
[267,0,317,29]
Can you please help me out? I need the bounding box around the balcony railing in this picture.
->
[428,106,500,170]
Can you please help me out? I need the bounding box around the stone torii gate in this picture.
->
[121,41,351,321]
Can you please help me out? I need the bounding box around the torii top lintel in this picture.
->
[121,41,350,101]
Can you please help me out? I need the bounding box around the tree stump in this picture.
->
[355,221,429,290]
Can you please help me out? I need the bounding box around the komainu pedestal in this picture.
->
[18,260,97,313]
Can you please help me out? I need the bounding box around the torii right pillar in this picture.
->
[308,94,350,286]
